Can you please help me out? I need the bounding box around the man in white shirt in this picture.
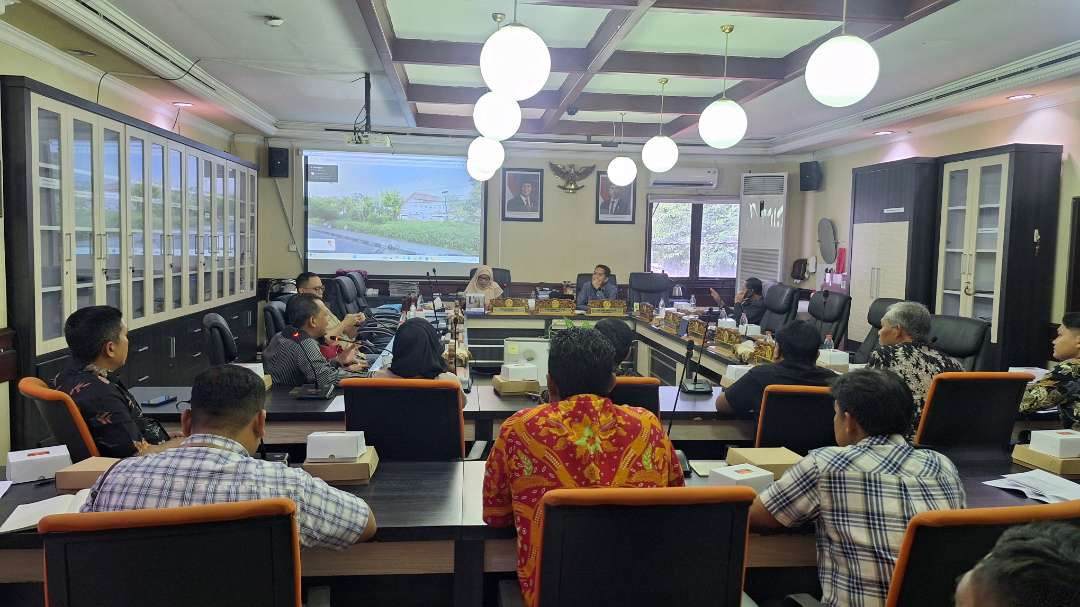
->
[82,365,376,548]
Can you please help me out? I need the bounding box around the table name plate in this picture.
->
[586,299,627,316]
[534,298,576,315]
[489,298,529,315]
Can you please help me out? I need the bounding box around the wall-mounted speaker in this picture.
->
[268,147,289,178]
[800,161,822,191]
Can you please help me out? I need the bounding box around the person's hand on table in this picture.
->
[346,359,369,373]
[136,436,185,455]
[334,339,359,366]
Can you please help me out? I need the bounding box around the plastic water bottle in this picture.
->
[690,294,697,307]
[719,307,728,320]
[739,312,748,335]
[822,334,835,351]
[659,297,666,309]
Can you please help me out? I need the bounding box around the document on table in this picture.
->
[0,481,11,499]
[984,469,1080,503]
[689,460,727,477]
[1009,366,1049,383]
[0,488,91,533]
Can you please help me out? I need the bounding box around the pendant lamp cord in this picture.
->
[657,79,666,135]
[721,26,731,99]
[619,112,625,145]
[841,0,847,34]
[514,0,518,23]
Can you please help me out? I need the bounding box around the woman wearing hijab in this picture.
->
[465,265,504,303]
[375,318,465,408]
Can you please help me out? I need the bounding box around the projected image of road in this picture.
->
[304,150,483,270]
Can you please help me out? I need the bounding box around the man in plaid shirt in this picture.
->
[750,368,965,607]
[82,365,376,548]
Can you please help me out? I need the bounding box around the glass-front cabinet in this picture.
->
[16,88,258,355]
[935,154,1009,341]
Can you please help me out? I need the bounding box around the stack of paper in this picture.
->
[0,489,91,533]
[983,469,1080,503]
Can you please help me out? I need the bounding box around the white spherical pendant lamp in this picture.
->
[472,91,521,141]
[480,23,551,101]
[607,156,637,187]
[467,136,505,173]
[805,34,879,108]
[466,156,496,182]
[698,98,747,150]
[642,135,679,173]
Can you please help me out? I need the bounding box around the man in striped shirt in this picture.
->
[262,293,366,390]
[82,365,376,548]
[750,368,965,607]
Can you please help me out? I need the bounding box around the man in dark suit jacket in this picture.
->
[507,181,538,213]
[601,183,630,216]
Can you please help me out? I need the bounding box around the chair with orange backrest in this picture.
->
[914,371,1034,448]
[786,500,1080,607]
[341,377,484,461]
[885,500,1080,606]
[18,377,99,463]
[755,385,837,455]
[609,376,661,419]
[498,486,758,607]
[38,497,302,607]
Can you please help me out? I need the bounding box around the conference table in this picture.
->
[0,448,1064,607]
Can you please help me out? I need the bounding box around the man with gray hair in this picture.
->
[867,301,962,436]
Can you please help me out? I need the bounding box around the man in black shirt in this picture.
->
[711,277,766,325]
[716,319,837,418]
[51,306,172,457]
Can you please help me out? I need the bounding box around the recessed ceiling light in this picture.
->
[873,130,894,136]
[1007,93,1035,101]
[265,15,285,27]
[172,101,194,108]
[65,48,97,57]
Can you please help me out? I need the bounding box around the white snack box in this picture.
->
[817,349,849,366]
[1030,429,1080,459]
[500,362,537,381]
[307,431,366,462]
[7,445,72,483]
[742,324,762,337]
[716,318,738,330]
[723,364,753,384]
[707,463,774,494]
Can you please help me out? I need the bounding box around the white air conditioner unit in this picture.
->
[737,173,788,287]
[648,167,718,189]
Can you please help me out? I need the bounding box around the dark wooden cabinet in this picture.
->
[848,157,940,345]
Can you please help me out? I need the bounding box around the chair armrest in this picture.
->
[784,594,823,607]
[466,440,488,461]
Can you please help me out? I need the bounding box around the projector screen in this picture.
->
[304,150,485,277]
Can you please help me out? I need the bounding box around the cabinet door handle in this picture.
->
[137,345,150,353]
[191,351,202,358]
[137,375,150,383]
[64,233,73,262]
[168,336,176,358]
[129,234,135,268]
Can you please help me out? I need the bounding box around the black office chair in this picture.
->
[927,315,993,371]
[609,376,661,419]
[758,284,798,336]
[468,266,512,288]
[263,300,287,343]
[914,371,1033,448]
[853,297,903,364]
[203,312,238,366]
[755,385,837,455]
[39,498,301,607]
[576,272,619,298]
[627,272,673,307]
[346,270,400,327]
[807,291,851,346]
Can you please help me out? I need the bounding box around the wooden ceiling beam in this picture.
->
[407,83,714,114]
[530,0,908,22]
[392,38,587,73]
[354,0,415,127]
[415,113,658,138]
[605,51,786,80]
[540,2,656,129]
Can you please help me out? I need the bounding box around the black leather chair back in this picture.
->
[263,301,287,343]
[914,372,1031,448]
[334,276,363,315]
[807,291,852,346]
[468,267,512,287]
[40,499,300,607]
[345,271,374,312]
[627,272,673,307]
[203,313,237,366]
[755,385,837,455]
[342,378,465,461]
[927,315,992,371]
[576,273,618,297]
[534,488,753,607]
[609,377,661,419]
[758,284,798,335]
[853,297,903,364]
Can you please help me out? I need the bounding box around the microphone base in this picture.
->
[291,384,335,400]
[679,379,713,394]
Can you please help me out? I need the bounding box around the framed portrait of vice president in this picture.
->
[502,168,543,222]
[596,171,635,224]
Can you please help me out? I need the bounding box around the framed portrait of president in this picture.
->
[502,168,543,222]
[596,171,635,224]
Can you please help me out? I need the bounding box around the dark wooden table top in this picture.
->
[469,385,725,420]
[0,451,1064,550]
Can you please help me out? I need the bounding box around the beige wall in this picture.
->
[803,98,1079,319]
[253,140,803,284]
[0,39,232,150]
